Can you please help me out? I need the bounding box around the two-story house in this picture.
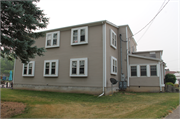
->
[13,20,166,95]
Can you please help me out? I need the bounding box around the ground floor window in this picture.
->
[44,60,59,77]
[70,58,88,77]
[22,61,35,77]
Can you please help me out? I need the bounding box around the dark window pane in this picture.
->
[53,39,57,45]
[29,69,32,74]
[72,68,76,74]
[80,68,84,74]
[151,65,157,76]
[52,69,55,74]
[141,66,146,76]
[131,66,137,76]
[24,69,27,74]
[80,29,85,42]
[80,35,85,42]
[46,69,49,74]
[46,63,49,68]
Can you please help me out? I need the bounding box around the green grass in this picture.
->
[1,88,179,118]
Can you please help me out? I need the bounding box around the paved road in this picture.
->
[165,105,180,119]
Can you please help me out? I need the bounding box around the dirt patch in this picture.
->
[1,101,26,118]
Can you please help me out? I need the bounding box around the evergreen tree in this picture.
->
[1,0,49,63]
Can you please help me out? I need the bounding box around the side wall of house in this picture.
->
[105,24,119,94]
[14,25,104,95]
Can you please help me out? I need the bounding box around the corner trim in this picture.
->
[103,23,107,87]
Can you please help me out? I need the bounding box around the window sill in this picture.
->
[45,45,59,49]
[70,75,88,77]
[44,75,58,77]
[71,42,88,46]
[111,73,117,75]
[111,44,117,49]
[22,75,34,77]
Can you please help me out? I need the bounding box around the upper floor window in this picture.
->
[22,61,35,77]
[110,29,117,49]
[131,66,137,76]
[150,52,156,58]
[140,66,147,76]
[70,58,88,77]
[45,31,60,48]
[71,26,88,45]
[111,56,117,75]
[44,60,59,77]
[150,65,157,76]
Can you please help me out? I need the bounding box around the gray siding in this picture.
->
[14,25,103,87]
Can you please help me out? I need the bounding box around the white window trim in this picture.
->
[45,31,60,48]
[110,29,117,49]
[70,58,88,77]
[71,26,88,45]
[22,61,35,77]
[44,60,59,77]
[129,63,159,78]
[111,56,117,75]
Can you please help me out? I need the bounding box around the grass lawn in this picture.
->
[1,88,179,118]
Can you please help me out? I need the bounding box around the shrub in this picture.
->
[165,74,177,84]
[165,82,175,87]
[174,84,179,87]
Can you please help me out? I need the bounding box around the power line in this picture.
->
[137,0,167,43]
[129,0,170,40]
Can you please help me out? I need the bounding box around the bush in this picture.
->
[174,84,179,87]
[166,82,175,87]
[165,74,177,84]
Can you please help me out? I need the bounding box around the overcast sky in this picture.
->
[36,0,179,71]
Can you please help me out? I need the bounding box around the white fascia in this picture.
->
[13,59,16,84]
[45,31,60,48]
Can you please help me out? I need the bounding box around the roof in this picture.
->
[129,54,161,61]
[165,71,177,75]
[36,20,136,44]
[133,50,163,55]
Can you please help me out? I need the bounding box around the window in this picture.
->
[45,31,60,48]
[71,26,88,45]
[140,66,147,76]
[150,65,157,76]
[110,29,117,49]
[22,61,35,76]
[70,58,88,77]
[131,66,137,76]
[44,60,59,77]
[111,56,117,75]
[150,52,156,58]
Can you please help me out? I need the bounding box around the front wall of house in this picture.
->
[129,57,160,86]
[14,25,103,88]
[106,23,119,88]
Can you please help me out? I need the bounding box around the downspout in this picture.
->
[126,27,129,86]
[120,34,123,81]
[99,22,106,97]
